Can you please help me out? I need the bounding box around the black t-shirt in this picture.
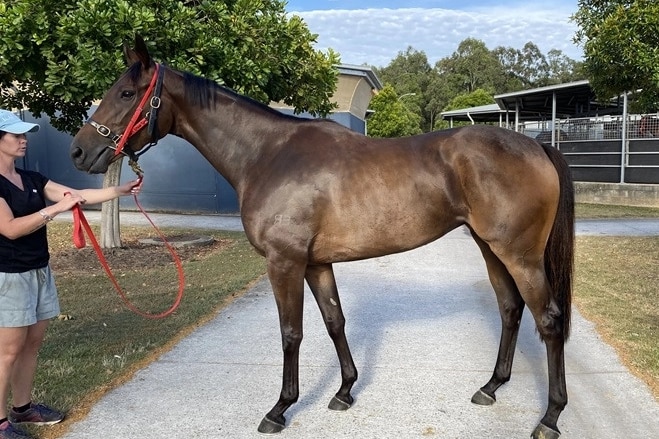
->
[0,169,50,272]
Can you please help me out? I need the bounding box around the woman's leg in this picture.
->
[0,326,29,420]
[10,320,49,408]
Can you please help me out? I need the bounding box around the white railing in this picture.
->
[517,116,659,184]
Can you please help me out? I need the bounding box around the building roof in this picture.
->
[336,64,383,91]
[441,80,624,123]
[441,103,511,123]
[270,64,382,122]
[494,80,622,118]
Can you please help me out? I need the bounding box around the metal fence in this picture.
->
[518,115,659,184]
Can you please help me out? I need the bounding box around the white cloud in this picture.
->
[293,7,582,67]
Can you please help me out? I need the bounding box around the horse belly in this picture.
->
[309,202,459,263]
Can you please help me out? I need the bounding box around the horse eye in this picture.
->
[121,90,135,99]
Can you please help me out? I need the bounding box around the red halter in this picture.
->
[86,63,163,170]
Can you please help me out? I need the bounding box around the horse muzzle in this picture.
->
[70,139,115,174]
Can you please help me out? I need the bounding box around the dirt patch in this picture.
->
[50,234,230,274]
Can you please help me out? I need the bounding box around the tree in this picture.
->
[0,0,340,246]
[444,88,495,112]
[433,88,495,130]
[0,0,339,132]
[435,39,503,96]
[573,0,659,112]
[367,85,422,138]
[373,47,435,132]
[546,49,586,85]
[369,39,582,133]
[493,43,585,90]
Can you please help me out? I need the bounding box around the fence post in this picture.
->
[552,91,557,147]
[620,92,628,183]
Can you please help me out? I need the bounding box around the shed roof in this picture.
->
[440,103,512,123]
[494,80,622,118]
[441,80,624,123]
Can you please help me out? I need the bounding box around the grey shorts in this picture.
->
[0,266,60,327]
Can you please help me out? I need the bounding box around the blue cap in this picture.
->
[0,109,40,134]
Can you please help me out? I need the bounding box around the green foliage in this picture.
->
[0,0,340,133]
[367,84,422,138]
[373,47,434,132]
[493,42,584,90]
[435,38,502,95]
[443,88,494,111]
[573,0,659,112]
[372,38,583,133]
[433,88,495,130]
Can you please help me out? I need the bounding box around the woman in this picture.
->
[0,109,141,439]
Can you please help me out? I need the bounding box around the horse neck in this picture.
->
[167,81,290,193]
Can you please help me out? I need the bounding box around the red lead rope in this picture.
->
[68,179,185,319]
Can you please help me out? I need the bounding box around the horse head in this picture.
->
[70,35,172,173]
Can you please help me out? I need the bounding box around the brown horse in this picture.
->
[70,37,574,439]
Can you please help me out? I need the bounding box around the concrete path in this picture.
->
[55,211,659,236]
[53,214,659,439]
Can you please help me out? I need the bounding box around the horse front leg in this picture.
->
[258,257,306,434]
[305,264,358,410]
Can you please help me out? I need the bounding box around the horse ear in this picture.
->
[123,34,152,68]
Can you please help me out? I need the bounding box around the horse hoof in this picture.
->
[531,423,561,439]
[257,415,285,434]
[328,395,353,411]
[471,389,496,406]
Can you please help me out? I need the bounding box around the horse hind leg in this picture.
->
[470,232,526,406]
[305,264,358,411]
[501,256,568,439]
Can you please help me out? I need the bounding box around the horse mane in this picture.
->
[128,61,336,125]
[125,61,342,129]
[181,73,335,125]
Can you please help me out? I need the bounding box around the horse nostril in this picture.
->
[71,147,83,160]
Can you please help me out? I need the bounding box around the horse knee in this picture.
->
[324,316,346,338]
[500,301,524,329]
[281,330,303,352]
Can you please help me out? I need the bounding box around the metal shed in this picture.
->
[441,81,658,184]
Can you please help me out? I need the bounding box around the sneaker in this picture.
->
[0,421,33,439]
[9,403,63,426]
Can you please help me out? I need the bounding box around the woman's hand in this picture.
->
[55,192,86,211]
[117,178,143,196]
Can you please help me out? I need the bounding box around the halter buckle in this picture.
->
[150,96,161,109]
[95,124,111,137]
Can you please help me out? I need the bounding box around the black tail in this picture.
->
[541,143,575,340]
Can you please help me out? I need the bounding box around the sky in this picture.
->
[284,0,583,68]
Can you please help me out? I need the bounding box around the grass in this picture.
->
[576,202,659,218]
[574,236,659,398]
[574,203,659,399]
[36,224,266,439]
[24,203,659,437]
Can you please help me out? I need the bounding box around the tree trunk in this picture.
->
[100,157,123,248]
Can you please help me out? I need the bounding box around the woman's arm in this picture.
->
[0,198,47,239]
[0,179,142,240]
[43,179,142,215]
